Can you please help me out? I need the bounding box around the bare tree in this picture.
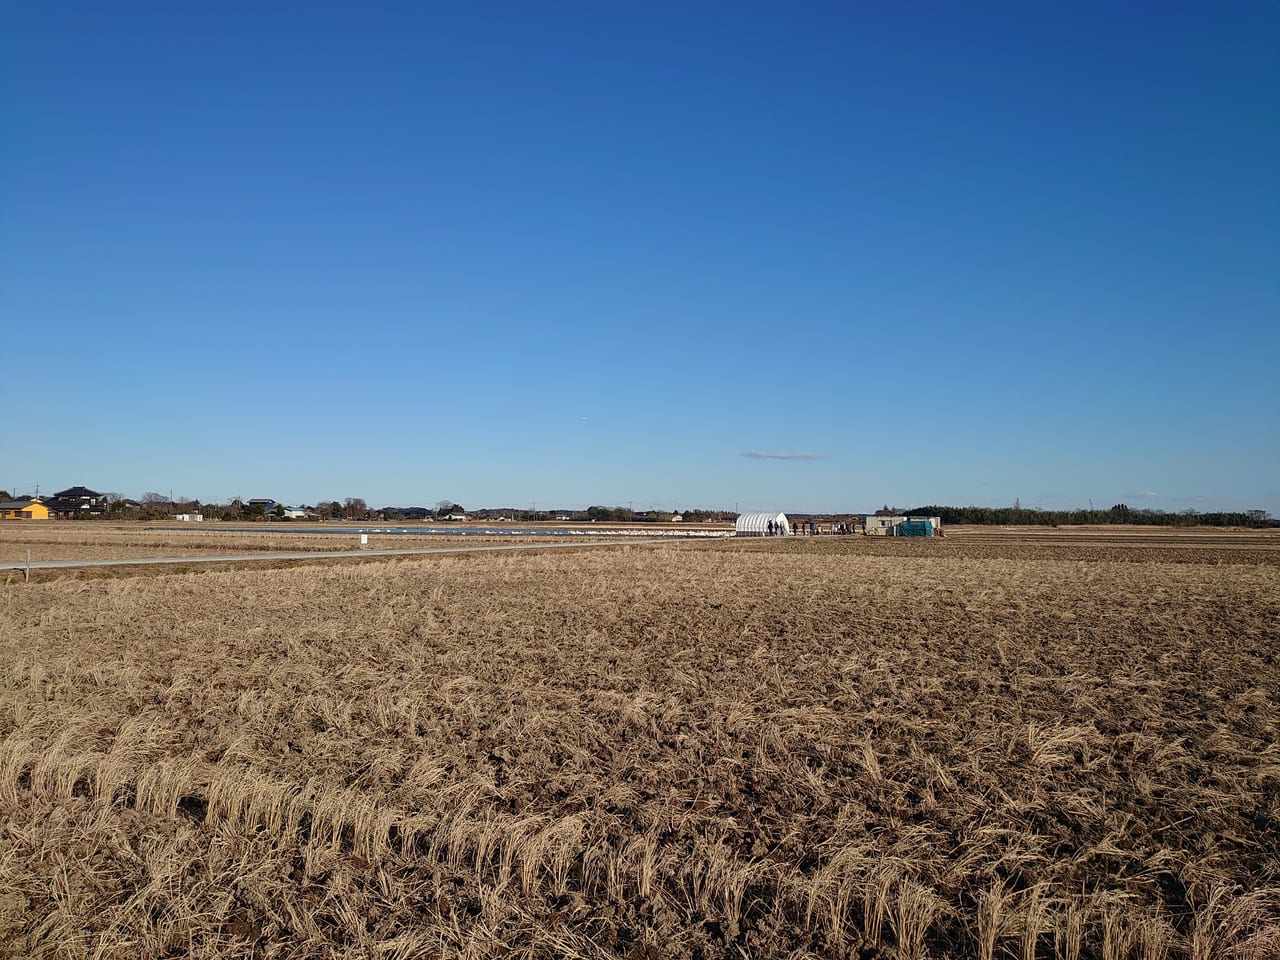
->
[138,492,170,519]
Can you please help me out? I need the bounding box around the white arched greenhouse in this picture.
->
[735,512,791,537]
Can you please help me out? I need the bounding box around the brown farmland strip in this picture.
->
[1,531,1278,958]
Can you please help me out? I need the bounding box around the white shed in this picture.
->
[865,515,905,536]
[735,512,791,537]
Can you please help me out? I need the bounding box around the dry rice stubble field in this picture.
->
[1,533,1277,958]
[0,523,601,565]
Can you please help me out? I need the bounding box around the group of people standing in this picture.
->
[788,520,860,535]
[757,518,864,536]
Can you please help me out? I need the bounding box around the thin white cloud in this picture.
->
[741,451,827,461]
[1126,490,1159,499]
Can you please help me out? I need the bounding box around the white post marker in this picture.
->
[360,534,368,547]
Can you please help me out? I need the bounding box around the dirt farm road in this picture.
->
[0,539,675,571]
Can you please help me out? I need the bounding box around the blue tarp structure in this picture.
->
[898,519,934,537]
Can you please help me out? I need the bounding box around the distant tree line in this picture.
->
[583,506,735,522]
[586,506,631,522]
[906,504,1277,528]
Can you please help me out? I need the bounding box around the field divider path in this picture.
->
[0,538,677,570]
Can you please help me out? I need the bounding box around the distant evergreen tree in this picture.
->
[906,504,1275,528]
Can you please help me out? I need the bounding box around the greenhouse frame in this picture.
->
[734,512,791,537]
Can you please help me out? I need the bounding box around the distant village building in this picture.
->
[174,513,204,522]
[45,486,108,518]
[52,486,103,503]
[281,507,310,520]
[2,498,50,521]
[1,499,50,520]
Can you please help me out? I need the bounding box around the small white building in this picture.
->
[173,513,204,523]
[864,516,904,536]
[735,512,791,537]
[865,515,942,536]
[282,507,310,520]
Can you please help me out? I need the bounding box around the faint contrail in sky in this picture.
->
[741,451,827,461]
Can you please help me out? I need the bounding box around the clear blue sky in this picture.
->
[4,2,1277,513]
